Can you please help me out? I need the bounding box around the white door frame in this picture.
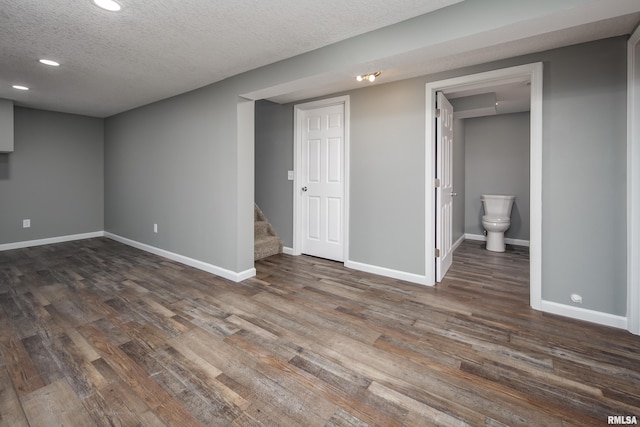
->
[425,62,543,311]
[293,95,350,261]
[627,25,640,335]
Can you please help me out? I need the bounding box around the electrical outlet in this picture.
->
[287,170,294,181]
[570,293,583,304]
[154,223,158,233]
[23,219,31,228]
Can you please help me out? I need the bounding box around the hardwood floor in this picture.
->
[0,238,638,426]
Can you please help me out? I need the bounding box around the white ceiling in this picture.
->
[264,11,640,104]
[0,0,460,117]
[1,0,639,118]
[448,81,532,118]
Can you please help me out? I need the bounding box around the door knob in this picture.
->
[450,192,457,196]
[302,186,308,192]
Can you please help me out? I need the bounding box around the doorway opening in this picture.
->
[426,63,543,310]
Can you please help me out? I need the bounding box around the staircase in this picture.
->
[254,204,283,260]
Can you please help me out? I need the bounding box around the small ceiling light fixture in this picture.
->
[356,71,381,83]
[12,85,29,91]
[39,59,60,67]
[92,0,122,12]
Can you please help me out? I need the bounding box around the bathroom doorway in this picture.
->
[426,63,543,311]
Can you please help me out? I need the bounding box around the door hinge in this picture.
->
[435,108,441,118]
[435,248,440,258]
[434,178,440,188]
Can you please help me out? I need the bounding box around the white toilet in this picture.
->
[481,194,515,252]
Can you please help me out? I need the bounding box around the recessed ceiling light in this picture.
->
[13,85,29,91]
[39,59,60,67]
[92,0,121,12]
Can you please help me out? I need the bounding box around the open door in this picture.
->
[436,91,454,282]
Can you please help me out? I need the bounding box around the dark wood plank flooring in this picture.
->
[0,238,638,426]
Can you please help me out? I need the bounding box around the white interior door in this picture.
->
[300,103,345,261]
[436,91,454,281]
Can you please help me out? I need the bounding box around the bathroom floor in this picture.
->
[440,239,530,306]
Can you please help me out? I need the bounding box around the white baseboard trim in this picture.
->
[464,233,530,247]
[345,260,429,286]
[539,300,628,330]
[0,231,105,252]
[283,246,294,255]
[452,235,465,252]
[104,232,256,283]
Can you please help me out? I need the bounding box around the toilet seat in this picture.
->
[482,215,510,224]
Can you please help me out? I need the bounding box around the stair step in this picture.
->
[254,204,282,260]
[254,235,282,260]
[254,220,270,237]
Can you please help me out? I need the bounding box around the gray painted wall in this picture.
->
[464,112,530,241]
[100,17,627,316]
[255,80,426,275]
[348,79,425,274]
[236,98,256,272]
[0,107,104,244]
[452,118,465,244]
[540,38,626,314]
[254,100,294,247]
[253,36,627,315]
[104,84,249,273]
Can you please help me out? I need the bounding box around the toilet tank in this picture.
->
[481,194,515,217]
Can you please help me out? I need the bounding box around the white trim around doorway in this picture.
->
[627,25,640,335]
[424,63,543,312]
[292,95,350,262]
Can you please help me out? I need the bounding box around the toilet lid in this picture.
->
[482,215,510,223]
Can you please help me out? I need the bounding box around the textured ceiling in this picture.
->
[0,0,460,117]
[264,10,640,104]
[1,0,639,118]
